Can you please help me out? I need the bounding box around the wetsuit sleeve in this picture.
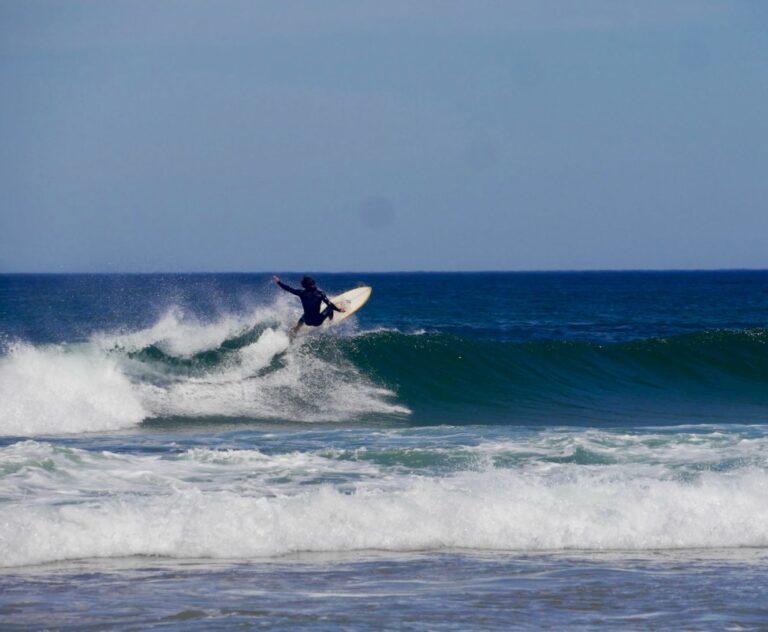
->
[277,281,302,296]
[320,292,341,311]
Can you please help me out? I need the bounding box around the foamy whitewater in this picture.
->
[2,272,768,628]
[0,302,407,436]
[4,430,768,568]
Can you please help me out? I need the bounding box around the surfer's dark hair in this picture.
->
[301,276,316,289]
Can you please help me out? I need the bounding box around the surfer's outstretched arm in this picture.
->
[273,276,301,296]
[320,291,342,312]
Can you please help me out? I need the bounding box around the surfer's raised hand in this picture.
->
[272,275,280,284]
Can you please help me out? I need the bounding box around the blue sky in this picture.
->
[1,1,766,272]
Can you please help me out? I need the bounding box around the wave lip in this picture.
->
[91,304,291,357]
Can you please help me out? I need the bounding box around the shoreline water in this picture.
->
[4,549,768,630]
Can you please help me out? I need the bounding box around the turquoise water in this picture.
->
[2,272,768,628]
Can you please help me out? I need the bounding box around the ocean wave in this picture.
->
[330,328,768,423]
[2,303,767,436]
[3,438,768,567]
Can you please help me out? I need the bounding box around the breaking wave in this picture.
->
[0,305,407,436]
[2,434,768,567]
[1,303,767,436]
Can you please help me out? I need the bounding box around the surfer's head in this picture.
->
[301,276,316,289]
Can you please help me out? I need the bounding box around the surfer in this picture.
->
[273,275,345,334]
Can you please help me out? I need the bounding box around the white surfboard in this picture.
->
[294,286,372,335]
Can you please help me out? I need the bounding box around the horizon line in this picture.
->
[3,267,768,276]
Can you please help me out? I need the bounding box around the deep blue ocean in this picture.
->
[2,271,768,629]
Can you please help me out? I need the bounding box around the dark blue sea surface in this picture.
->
[1,271,768,629]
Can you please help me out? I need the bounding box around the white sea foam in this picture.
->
[0,304,407,436]
[2,439,768,567]
[138,327,407,421]
[92,303,294,357]
[0,344,146,435]
[462,428,768,469]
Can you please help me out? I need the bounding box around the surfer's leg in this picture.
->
[291,316,304,335]
[321,305,334,322]
[310,306,334,326]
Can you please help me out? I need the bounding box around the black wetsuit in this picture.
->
[277,281,341,326]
